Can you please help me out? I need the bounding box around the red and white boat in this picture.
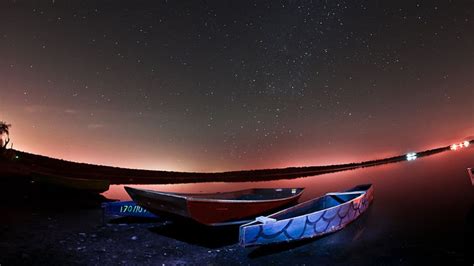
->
[125,187,304,226]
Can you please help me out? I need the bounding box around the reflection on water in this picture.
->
[103,148,473,204]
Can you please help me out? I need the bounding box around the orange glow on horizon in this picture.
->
[2,106,473,172]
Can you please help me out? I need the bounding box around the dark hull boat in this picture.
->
[102,201,158,219]
[31,172,110,192]
[125,187,304,226]
[239,184,374,247]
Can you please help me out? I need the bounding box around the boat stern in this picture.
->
[239,220,265,247]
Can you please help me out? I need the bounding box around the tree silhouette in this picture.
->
[0,121,11,149]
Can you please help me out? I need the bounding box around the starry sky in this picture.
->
[0,0,473,172]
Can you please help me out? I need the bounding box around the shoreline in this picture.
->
[0,141,471,185]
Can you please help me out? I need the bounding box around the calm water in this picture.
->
[104,147,474,205]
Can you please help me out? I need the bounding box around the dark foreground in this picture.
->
[1,148,473,265]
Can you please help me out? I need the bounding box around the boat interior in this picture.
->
[270,184,371,220]
[168,188,304,201]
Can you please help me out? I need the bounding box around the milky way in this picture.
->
[0,1,473,171]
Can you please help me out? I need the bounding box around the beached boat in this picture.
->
[239,184,374,247]
[468,168,474,186]
[125,187,304,226]
[102,201,158,219]
[31,172,110,192]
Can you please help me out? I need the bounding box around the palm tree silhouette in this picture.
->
[0,121,12,149]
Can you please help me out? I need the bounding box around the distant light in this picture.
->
[406,153,417,161]
[452,141,470,150]
[15,155,19,159]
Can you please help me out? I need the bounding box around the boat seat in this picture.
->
[255,216,277,224]
[330,195,346,204]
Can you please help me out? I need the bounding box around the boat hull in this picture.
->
[125,187,304,226]
[31,172,110,192]
[186,198,300,225]
[102,201,158,219]
[239,184,374,247]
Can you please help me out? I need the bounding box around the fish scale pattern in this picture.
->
[243,188,373,246]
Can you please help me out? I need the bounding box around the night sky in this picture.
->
[1,1,473,172]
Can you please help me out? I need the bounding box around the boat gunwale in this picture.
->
[125,187,305,204]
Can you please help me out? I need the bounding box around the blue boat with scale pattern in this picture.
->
[239,184,374,247]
